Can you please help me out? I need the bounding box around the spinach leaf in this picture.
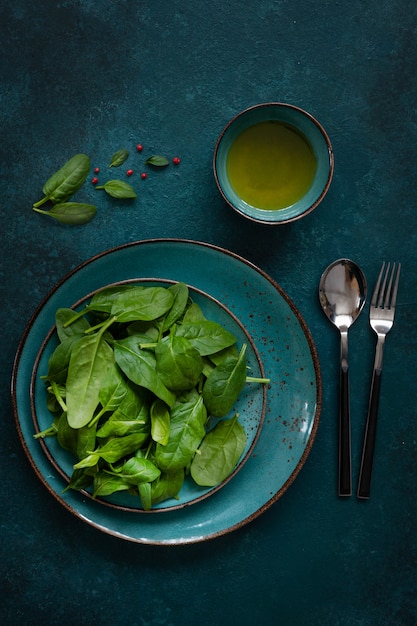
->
[150,399,171,445]
[33,153,91,207]
[191,415,246,486]
[145,155,169,167]
[66,320,116,429]
[46,334,82,384]
[176,320,237,356]
[114,336,176,408]
[154,396,207,471]
[138,481,152,510]
[74,431,149,468]
[56,413,78,456]
[155,333,203,391]
[33,202,96,225]
[161,282,189,332]
[106,456,160,485]
[110,286,174,322]
[96,382,150,438]
[88,284,139,314]
[150,469,185,505]
[55,308,90,342]
[109,149,129,167]
[203,344,247,417]
[95,179,137,199]
[93,472,132,497]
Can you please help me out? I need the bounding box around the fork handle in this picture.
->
[357,367,383,499]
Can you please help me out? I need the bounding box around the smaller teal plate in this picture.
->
[31,279,267,513]
[12,239,321,545]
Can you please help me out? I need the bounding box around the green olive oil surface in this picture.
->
[226,121,317,210]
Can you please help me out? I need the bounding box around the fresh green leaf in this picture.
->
[66,320,116,429]
[203,344,247,417]
[110,286,174,322]
[95,179,137,199]
[150,399,171,445]
[109,149,129,167]
[150,469,184,505]
[55,308,91,342]
[33,154,91,207]
[145,155,169,167]
[114,336,176,408]
[106,457,160,485]
[33,202,96,225]
[155,333,203,391]
[191,415,246,486]
[176,320,237,356]
[154,396,207,471]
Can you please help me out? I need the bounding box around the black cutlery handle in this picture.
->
[357,370,382,499]
[339,367,352,496]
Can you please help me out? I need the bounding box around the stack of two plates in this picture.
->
[12,239,321,545]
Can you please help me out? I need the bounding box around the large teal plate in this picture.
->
[12,239,321,545]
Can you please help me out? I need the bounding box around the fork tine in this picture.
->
[378,262,391,308]
[372,262,385,307]
[389,262,401,309]
[383,263,394,308]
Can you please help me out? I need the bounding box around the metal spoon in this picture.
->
[319,259,367,496]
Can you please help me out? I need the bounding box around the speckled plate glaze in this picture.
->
[12,239,321,545]
[30,278,267,513]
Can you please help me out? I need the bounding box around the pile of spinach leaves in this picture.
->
[35,282,269,510]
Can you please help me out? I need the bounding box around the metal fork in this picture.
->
[357,262,401,499]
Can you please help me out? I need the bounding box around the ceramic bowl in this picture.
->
[213,102,334,225]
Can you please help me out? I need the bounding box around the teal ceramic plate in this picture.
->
[12,239,321,545]
[31,278,267,512]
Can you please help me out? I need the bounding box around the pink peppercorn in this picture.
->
[91,177,99,184]
[141,172,147,179]
[172,157,180,165]
[127,169,134,176]
[136,144,143,152]
[93,167,100,174]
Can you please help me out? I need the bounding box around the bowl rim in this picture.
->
[213,102,334,225]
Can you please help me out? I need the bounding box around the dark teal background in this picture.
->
[2,1,416,624]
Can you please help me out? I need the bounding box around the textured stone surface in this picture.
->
[2,1,417,624]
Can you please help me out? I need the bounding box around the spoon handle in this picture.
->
[339,332,352,496]
[339,368,352,495]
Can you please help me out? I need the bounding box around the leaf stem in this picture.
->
[246,376,270,384]
[32,196,49,208]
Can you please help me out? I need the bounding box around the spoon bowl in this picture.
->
[319,259,367,495]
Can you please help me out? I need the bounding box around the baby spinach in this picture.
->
[145,155,169,167]
[155,333,203,391]
[191,415,246,486]
[32,202,97,225]
[150,399,171,446]
[35,282,269,509]
[33,153,91,208]
[176,320,237,355]
[154,396,207,471]
[203,344,247,417]
[95,179,137,199]
[114,336,176,408]
[109,149,129,168]
[66,317,116,429]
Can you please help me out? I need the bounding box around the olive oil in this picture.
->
[226,121,317,210]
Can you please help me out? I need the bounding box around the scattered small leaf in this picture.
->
[33,202,96,225]
[95,180,137,199]
[109,149,129,168]
[145,155,170,167]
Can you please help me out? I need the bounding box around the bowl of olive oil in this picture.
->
[213,103,334,224]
